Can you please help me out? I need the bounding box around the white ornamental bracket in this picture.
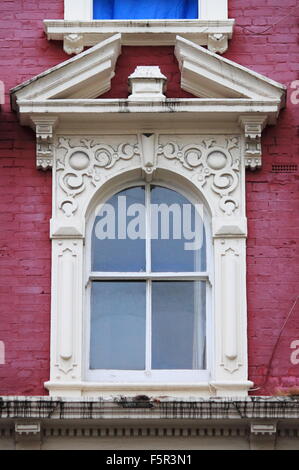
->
[239,115,267,170]
[30,116,58,171]
[63,33,84,55]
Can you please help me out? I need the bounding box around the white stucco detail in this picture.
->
[10,35,286,399]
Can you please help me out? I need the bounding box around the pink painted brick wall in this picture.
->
[0,0,298,395]
[226,0,299,395]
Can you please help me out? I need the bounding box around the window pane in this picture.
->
[151,186,206,272]
[92,186,146,272]
[93,0,198,20]
[152,281,206,369]
[90,282,146,370]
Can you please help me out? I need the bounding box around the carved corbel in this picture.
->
[139,133,158,182]
[63,33,84,55]
[30,116,58,170]
[250,423,277,450]
[15,423,41,449]
[207,33,228,54]
[239,115,267,170]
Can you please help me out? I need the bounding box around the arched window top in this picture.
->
[91,184,207,273]
[93,0,199,20]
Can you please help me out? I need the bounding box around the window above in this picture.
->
[44,0,234,54]
[93,0,198,20]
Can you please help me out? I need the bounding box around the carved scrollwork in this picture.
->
[158,137,240,215]
[56,138,140,217]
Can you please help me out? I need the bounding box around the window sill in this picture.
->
[43,19,235,54]
[44,380,253,398]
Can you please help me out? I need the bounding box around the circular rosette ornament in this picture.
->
[205,148,232,172]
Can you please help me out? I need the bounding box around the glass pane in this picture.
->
[93,0,198,20]
[152,281,206,370]
[90,281,146,370]
[151,186,206,272]
[92,186,146,272]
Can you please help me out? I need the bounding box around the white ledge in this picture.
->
[43,19,235,53]
[44,381,252,398]
[15,98,283,127]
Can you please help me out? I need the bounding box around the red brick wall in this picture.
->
[0,0,298,395]
[226,1,299,395]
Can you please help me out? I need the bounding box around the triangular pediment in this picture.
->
[11,33,286,111]
[175,36,286,103]
[11,34,121,109]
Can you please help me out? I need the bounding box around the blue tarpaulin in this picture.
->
[93,0,198,20]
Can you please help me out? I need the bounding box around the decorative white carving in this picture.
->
[251,424,277,436]
[128,66,167,101]
[239,115,267,170]
[59,248,75,361]
[158,137,240,215]
[53,240,83,378]
[139,133,158,181]
[15,424,41,437]
[217,242,243,375]
[31,117,58,170]
[63,33,84,55]
[222,248,239,372]
[207,33,228,54]
[56,137,140,217]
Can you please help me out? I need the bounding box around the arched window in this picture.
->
[86,182,211,383]
[93,0,198,20]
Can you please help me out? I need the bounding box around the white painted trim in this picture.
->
[200,0,228,20]
[63,0,228,21]
[64,0,92,21]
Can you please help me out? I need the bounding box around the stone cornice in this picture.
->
[43,19,235,54]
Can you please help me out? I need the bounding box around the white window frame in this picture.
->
[64,0,228,21]
[84,180,213,384]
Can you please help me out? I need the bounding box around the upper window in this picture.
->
[86,183,210,383]
[93,0,198,20]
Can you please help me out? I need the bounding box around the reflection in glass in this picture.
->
[152,281,206,369]
[91,186,146,272]
[90,282,146,370]
[151,186,206,272]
